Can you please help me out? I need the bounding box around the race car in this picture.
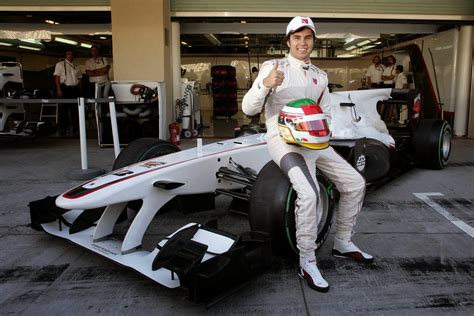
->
[29,44,451,304]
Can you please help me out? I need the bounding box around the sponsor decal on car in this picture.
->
[356,154,366,172]
[141,161,165,168]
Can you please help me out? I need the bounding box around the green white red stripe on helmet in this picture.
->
[278,98,330,149]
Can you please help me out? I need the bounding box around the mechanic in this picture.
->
[382,55,397,88]
[85,45,111,99]
[395,65,408,89]
[242,16,374,293]
[54,49,82,136]
[366,55,384,88]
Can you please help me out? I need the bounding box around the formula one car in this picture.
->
[30,44,451,304]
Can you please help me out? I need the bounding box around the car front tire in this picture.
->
[249,161,336,256]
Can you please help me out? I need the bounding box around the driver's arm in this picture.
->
[242,61,274,116]
[319,86,332,124]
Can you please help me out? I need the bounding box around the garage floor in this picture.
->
[0,136,473,314]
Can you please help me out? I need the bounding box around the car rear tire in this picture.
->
[249,161,336,256]
[364,139,390,182]
[413,119,452,169]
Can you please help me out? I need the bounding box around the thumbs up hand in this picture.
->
[263,62,284,89]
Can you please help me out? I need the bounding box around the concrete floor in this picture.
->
[0,135,473,315]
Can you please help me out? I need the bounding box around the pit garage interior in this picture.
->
[1,1,474,314]
[0,1,473,141]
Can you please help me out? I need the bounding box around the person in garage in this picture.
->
[85,45,111,99]
[395,65,408,89]
[242,16,374,293]
[382,55,397,88]
[366,55,384,88]
[54,49,82,136]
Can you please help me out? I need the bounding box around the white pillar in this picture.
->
[108,97,121,158]
[78,97,88,170]
[453,25,473,136]
[469,61,474,138]
[171,21,181,122]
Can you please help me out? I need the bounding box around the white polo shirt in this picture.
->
[366,64,384,84]
[53,59,82,87]
[395,72,408,89]
[382,65,396,85]
[85,57,110,83]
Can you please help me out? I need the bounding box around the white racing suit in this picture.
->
[242,54,366,261]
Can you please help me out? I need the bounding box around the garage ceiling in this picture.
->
[0,11,453,58]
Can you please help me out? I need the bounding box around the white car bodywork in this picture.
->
[0,62,24,131]
[46,88,394,287]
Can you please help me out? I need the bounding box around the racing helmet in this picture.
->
[278,98,330,150]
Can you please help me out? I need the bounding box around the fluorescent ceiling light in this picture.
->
[356,40,372,47]
[99,36,107,40]
[345,45,356,51]
[345,37,355,44]
[54,37,78,45]
[204,34,222,46]
[337,53,357,58]
[0,42,13,46]
[181,41,188,45]
[45,19,59,25]
[361,45,376,50]
[20,39,41,44]
[18,45,41,51]
[80,43,92,48]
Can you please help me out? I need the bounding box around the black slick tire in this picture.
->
[113,137,180,170]
[413,119,452,169]
[249,161,336,256]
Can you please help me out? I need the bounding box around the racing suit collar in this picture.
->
[288,53,311,69]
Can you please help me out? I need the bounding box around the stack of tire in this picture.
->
[211,65,238,118]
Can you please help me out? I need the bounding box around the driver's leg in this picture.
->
[268,137,329,292]
[316,147,374,263]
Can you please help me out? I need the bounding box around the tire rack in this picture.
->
[210,65,238,118]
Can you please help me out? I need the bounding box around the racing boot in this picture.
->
[298,257,329,292]
[332,237,374,264]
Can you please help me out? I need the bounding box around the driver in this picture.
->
[242,16,374,293]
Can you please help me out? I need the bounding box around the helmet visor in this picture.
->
[294,119,330,136]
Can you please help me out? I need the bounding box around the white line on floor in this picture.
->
[414,192,474,238]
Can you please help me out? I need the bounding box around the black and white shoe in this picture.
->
[332,237,374,264]
[298,259,329,292]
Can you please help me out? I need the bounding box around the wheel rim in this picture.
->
[440,126,451,164]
